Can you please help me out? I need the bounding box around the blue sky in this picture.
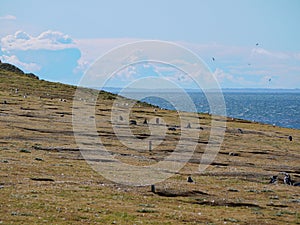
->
[0,0,300,89]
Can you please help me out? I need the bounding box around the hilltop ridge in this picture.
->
[0,60,39,80]
[0,61,120,102]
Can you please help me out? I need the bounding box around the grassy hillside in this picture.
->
[0,63,299,224]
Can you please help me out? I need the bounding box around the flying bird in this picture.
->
[256,43,259,46]
[212,57,215,61]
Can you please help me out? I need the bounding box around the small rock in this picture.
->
[228,188,239,192]
[289,199,300,203]
[35,158,43,161]
[30,178,54,182]
[20,149,31,153]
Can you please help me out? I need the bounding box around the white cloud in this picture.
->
[0,55,41,72]
[213,68,270,88]
[113,65,137,80]
[213,68,234,82]
[0,15,16,20]
[149,62,178,74]
[74,38,300,88]
[163,73,193,84]
[15,31,31,40]
[185,43,300,88]
[73,39,300,88]
[180,42,252,65]
[2,31,299,88]
[251,47,289,60]
[1,30,76,51]
[37,30,73,44]
[293,53,300,61]
[74,38,139,73]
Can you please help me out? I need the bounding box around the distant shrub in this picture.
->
[26,73,39,80]
[100,91,117,100]
[137,208,157,213]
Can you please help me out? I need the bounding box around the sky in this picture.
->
[0,0,300,89]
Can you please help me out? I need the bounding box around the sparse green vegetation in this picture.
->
[0,63,300,224]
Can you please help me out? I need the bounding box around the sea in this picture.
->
[105,88,300,130]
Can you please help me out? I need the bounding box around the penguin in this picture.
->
[187,176,194,183]
[269,175,278,184]
[283,173,293,185]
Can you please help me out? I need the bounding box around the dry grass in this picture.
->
[0,69,300,224]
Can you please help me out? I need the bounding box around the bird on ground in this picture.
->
[237,128,244,134]
[269,175,278,184]
[283,173,293,185]
[143,118,148,125]
[293,182,300,186]
[187,176,194,183]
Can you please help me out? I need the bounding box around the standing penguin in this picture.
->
[283,173,293,185]
[187,176,194,183]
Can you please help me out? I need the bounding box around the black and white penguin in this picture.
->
[283,173,293,185]
[187,176,194,183]
[269,175,278,184]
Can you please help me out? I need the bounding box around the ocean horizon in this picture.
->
[103,88,300,130]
